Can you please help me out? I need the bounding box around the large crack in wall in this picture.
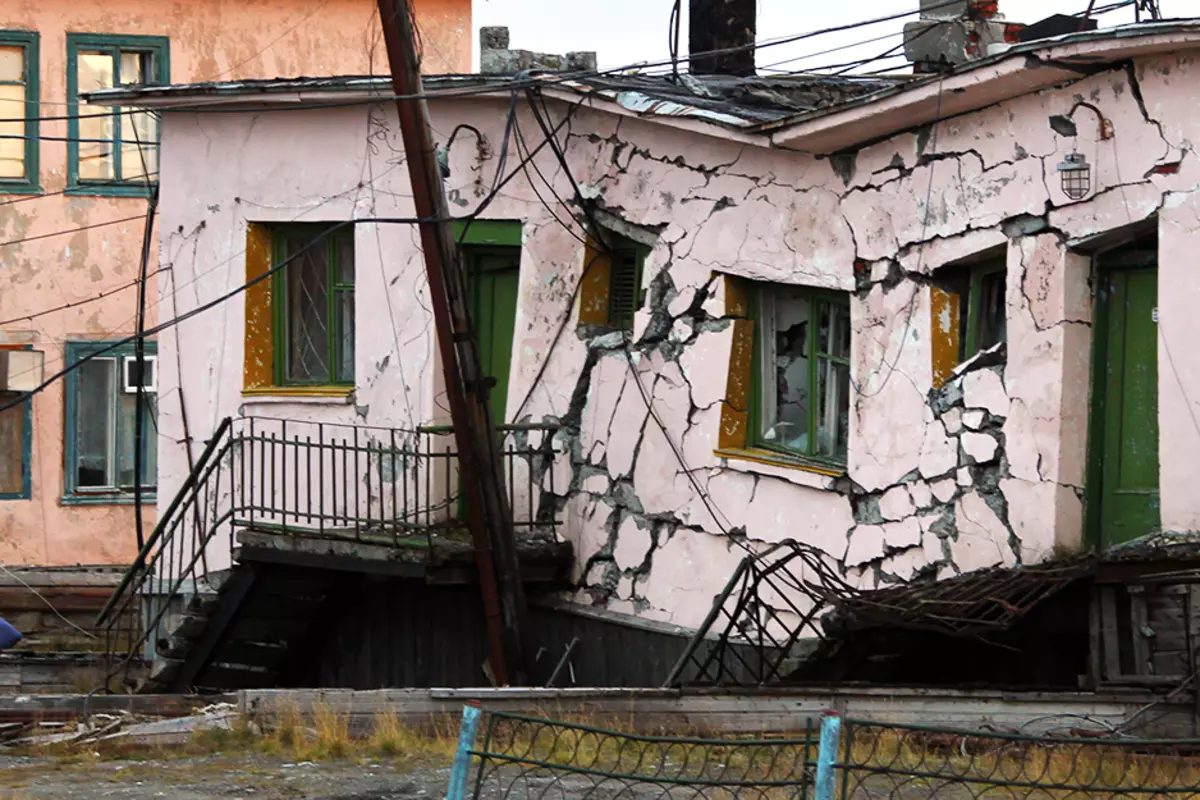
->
[496,54,1200,628]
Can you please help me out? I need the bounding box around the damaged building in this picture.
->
[86,12,1200,690]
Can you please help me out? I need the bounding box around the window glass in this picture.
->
[273,228,355,387]
[284,237,331,383]
[69,37,166,190]
[0,45,25,180]
[68,345,158,497]
[976,269,1006,353]
[816,303,850,462]
[0,390,25,495]
[76,357,115,488]
[753,286,851,465]
[759,288,811,453]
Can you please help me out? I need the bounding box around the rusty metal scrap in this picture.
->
[821,560,1095,638]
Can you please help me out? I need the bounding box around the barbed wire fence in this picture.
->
[445,707,1200,799]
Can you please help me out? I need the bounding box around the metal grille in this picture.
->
[608,248,641,330]
[838,719,1200,798]
[469,711,817,799]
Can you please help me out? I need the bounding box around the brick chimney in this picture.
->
[903,1,1024,73]
[689,0,756,77]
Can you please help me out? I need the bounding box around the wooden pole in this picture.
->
[375,0,529,685]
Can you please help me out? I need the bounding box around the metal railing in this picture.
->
[453,709,1200,800]
[96,416,564,686]
[837,718,1200,798]
[467,711,817,799]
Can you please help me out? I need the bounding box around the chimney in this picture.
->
[689,0,756,77]
[903,1,1024,73]
[479,26,597,75]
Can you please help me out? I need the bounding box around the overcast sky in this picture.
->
[471,1,1185,73]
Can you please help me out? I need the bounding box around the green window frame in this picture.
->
[748,285,851,467]
[936,257,1007,364]
[271,225,356,387]
[66,33,169,197]
[63,340,157,505]
[0,30,41,195]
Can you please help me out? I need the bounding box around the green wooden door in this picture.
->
[1093,262,1160,548]
[465,248,520,427]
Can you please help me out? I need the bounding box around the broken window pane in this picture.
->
[936,257,1007,364]
[755,286,851,464]
[758,287,811,453]
[0,390,26,496]
[76,358,116,488]
[816,303,851,462]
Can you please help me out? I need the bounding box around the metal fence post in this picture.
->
[814,711,842,800]
[445,703,482,800]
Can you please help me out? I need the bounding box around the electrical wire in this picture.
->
[0,563,99,641]
[519,87,746,550]
[77,1,968,118]
[0,87,590,417]
[0,215,144,249]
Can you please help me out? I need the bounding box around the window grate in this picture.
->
[608,248,642,330]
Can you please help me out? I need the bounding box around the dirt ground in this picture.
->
[0,754,453,799]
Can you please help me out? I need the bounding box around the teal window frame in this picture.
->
[0,345,34,500]
[66,33,169,197]
[0,30,41,195]
[63,340,158,505]
[271,225,356,387]
[748,284,851,468]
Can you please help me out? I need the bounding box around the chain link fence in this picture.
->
[447,707,1200,799]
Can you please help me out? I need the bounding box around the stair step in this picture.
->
[196,661,275,691]
[209,640,289,669]
[242,593,326,620]
[229,616,309,643]
[166,613,209,640]
[185,592,220,616]
[148,657,183,684]
[206,569,238,593]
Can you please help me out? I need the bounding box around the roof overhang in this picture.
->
[765,22,1200,154]
[86,21,1200,156]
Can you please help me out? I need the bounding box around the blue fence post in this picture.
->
[814,711,842,800]
[445,702,482,800]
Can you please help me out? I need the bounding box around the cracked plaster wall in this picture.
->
[158,52,1200,629]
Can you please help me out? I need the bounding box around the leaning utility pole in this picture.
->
[376,0,530,685]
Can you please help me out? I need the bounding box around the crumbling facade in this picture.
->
[104,23,1200,630]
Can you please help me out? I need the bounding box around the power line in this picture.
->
[77,2,965,119]
[0,88,588,416]
[0,215,143,249]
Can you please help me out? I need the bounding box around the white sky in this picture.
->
[471,1,1187,73]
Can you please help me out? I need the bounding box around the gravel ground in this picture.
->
[0,754,453,799]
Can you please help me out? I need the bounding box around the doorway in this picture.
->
[1088,242,1160,548]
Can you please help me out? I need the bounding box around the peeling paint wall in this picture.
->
[0,0,470,566]
[158,50,1200,628]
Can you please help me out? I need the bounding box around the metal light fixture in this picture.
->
[1057,152,1092,200]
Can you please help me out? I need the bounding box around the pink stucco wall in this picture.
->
[155,49,1200,628]
[0,0,469,566]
